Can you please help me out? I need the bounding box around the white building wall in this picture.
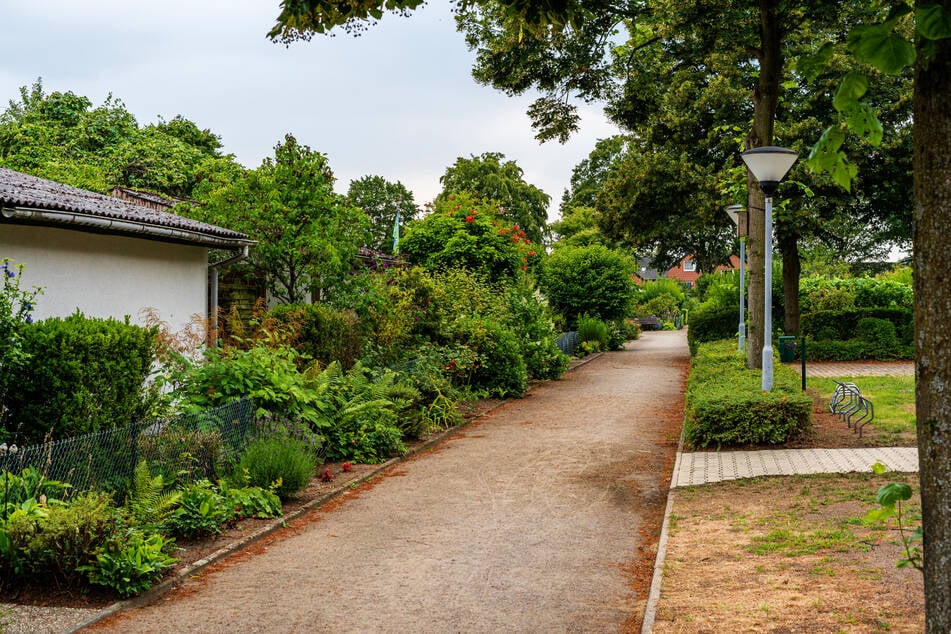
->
[1,224,208,334]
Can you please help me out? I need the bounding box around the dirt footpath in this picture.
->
[87,331,688,633]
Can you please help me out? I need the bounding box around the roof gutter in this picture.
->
[0,205,254,250]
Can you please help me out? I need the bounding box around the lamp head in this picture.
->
[741,146,798,197]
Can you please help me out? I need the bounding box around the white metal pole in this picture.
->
[739,236,746,353]
[762,196,774,391]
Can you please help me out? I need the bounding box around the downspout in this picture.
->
[208,246,249,346]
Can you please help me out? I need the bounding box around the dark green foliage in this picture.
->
[81,529,177,597]
[3,313,158,443]
[399,193,539,284]
[0,467,71,513]
[2,491,121,587]
[501,280,569,380]
[687,307,739,355]
[315,363,408,464]
[138,428,226,485]
[166,480,235,538]
[800,308,913,360]
[268,303,363,370]
[539,244,636,327]
[684,340,812,449]
[166,341,329,434]
[234,436,316,500]
[453,317,527,398]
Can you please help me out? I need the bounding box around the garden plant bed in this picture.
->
[0,397,508,633]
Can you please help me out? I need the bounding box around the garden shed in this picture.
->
[0,167,253,334]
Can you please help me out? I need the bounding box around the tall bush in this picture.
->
[538,244,636,327]
[268,303,362,369]
[687,307,738,355]
[3,313,158,443]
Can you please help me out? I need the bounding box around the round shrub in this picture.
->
[268,303,362,370]
[577,315,610,352]
[539,244,636,326]
[454,317,527,398]
[236,436,316,499]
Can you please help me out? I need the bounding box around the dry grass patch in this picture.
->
[654,473,923,633]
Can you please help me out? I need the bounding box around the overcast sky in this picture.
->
[0,1,620,218]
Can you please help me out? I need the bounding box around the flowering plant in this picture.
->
[1,258,42,426]
[399,193,542,282]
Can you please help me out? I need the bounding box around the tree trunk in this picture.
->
[913,5,951,630]
[777,228,800,336]
[745,0,783,369]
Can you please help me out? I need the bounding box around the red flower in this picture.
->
[321,468,334,482]
[342,461,352,472]
[527,250,536,256]
[465,214,475,223]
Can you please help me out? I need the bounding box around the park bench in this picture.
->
[636,316,663,330]
[830,380,875,437]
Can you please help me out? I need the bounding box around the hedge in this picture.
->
[3,312,158,443]
[800,307,913,361]
[684,339,812,448]
[687,306,738,356]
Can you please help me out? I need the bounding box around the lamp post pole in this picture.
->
[725,205,746,353]
[762,195,775,390]
[741,146,798,392]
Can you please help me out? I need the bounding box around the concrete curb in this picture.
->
[640,416,686,634]
[68,351,605,633]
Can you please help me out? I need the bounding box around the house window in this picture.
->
[683,260,697,272]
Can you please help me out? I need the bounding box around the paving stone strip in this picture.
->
[672,446,919,487]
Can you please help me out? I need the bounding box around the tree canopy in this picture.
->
[437,152,551,245]
[347,175,419,254]
[182,134,370,303]
[0,79,232,199]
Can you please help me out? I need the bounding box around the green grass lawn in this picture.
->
[807,375,916,444]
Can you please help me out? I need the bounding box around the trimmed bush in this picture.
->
[3,313,158,443]
[268,303,362,370]
[687,307,739,355]
[684,340,811,448]
[800,307,913,360]
[539,244,636,326]
[234,436,316,499]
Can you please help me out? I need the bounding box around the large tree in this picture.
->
[437,152,551,244]
[0,79,234,198]
[183,134,370,304]
[270,1,951,629]
[346,175,419,253]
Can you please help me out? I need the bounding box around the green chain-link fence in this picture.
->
[0,399,255,497]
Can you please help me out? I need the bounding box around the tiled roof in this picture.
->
[0,167,250,247]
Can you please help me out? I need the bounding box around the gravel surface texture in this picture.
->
[78,331,688,633]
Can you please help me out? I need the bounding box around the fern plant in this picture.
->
[125,460,181,531]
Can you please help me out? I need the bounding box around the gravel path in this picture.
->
[84,331,688,633]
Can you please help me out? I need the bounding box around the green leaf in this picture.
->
[833,72,868,112]
[847,25,915,74]
[876,482,913,505]
[918,4,951,39]
[870,461,888,475]
[796,42,835,82]
[844,102,884,146]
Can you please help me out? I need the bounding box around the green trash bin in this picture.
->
[778,335,797,362]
